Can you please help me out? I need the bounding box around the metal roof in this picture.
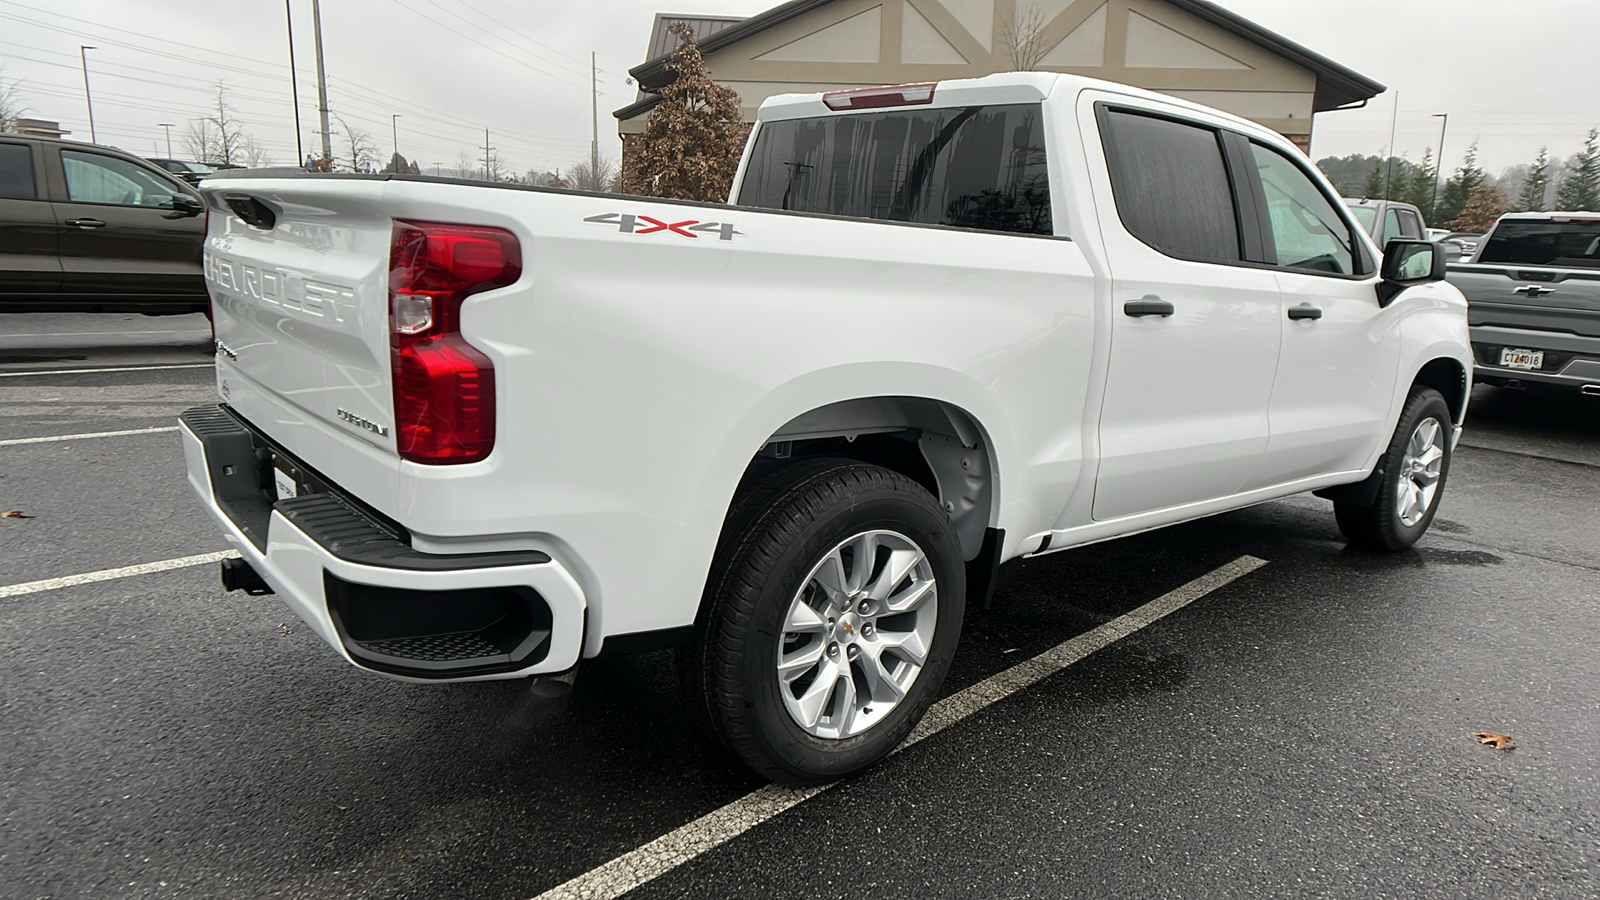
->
[618,0,1383,120]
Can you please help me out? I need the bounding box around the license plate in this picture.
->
[273,468,298,500]
[1499,348,1544,370]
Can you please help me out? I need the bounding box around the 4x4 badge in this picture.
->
[584,212,741,242]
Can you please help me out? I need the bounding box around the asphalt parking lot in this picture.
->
[2,313,1598,900]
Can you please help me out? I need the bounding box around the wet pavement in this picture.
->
[2,313,1597,899]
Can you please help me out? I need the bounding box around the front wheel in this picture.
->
[681,459,965,785]
[1334,388,1454,551]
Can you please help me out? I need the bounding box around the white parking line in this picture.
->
[532,554,1269,900]
[0,426,180,447]
[0,550,239,599]
[0,363,213,377]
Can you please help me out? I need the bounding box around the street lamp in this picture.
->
[391,113,402,171]
[158,122,175,158]
[1429,113,1449,222]
[79,46,97,143]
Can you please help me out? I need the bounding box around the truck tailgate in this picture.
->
[202,178,403,508]
[1449,263,1600,338]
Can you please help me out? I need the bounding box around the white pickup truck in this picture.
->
[182,73,1471,784]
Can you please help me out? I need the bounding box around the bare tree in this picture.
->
[333,114,377,172]
[1002,3,1050,71]
[181,119,215,162]
[455,150,480,180]
[0,65,27,133]
[179,85,258,165]
[567,156,620,192]
[239,135,275,168]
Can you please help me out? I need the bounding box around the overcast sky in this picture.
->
[2,0,1597,178]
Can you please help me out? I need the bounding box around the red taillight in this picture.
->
[389,220,521,464]
[822,83,936,111]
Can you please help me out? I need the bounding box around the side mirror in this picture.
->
[1377,240,1445,306]
[165,193,205,218]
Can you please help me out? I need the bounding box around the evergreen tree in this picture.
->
[1554,127,1600,212]
[1404,148,1436,213]
[1516,147,1551,212]
[1435,141,1486,224]
[1362,160,1385,200]
[623,23,746,202]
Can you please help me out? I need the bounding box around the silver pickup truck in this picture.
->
[1448,212,1600,394]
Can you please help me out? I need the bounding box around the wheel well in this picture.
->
[1413,358,1468,424]
[736,398,996,561]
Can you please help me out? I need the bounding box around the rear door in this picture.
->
[1086,100,1282,520]
[48,146,205,297]
[0,139,62,295]
[1236,139,1398,486]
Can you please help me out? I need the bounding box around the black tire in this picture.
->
[1334,388,1454,552]
[680,458,965,786]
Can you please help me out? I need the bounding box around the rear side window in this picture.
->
[0,142,35,200]
[1478,220,1600,268]
[1100,110,1240,262]
[737,104,1052,235]
[1397,208,1423,238]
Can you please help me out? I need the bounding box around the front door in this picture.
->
[0,140,61,295]
[50,147,205,298]
[1240,141,1399,487]
[1087,102,1283,521]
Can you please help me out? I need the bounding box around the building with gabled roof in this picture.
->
[617,0,1382,166]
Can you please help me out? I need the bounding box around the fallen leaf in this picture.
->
[1474,731,1515,750]
[277,623,293,635]
[2,510,34,519]
[394,853,406,862]
[336,804,349,811]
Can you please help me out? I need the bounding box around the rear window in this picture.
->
[1099,109,1240,263]
[1478,220,1600,268]
[737,104,1052,236]
[0,142,35,200]
[1347,206,1376,230]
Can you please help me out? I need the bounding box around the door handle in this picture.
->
[1123,297,1175,318]
[1287,304,1324,321]
[66,218,107,228]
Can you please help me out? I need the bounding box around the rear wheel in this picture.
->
[1334,388,1453,551]
[681,459,964,785]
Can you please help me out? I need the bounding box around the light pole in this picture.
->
[158,122,175,157]
[392,113,401,171]
[1429,113,1449,222]
[79,46,97,143]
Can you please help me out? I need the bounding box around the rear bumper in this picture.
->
[179,405,587,682]
[1470,325,1600,389]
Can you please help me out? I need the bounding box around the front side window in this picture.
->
[0,142,35,200]
[61,150,184,208]
[1381,208,1403,246]
[1100,109,1240,262]
[737,104,1052,236]
[1250,143,1357,276]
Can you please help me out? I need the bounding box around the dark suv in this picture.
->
[1,135,208,314]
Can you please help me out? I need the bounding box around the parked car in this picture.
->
[1426,227,1451,241]
[1344,197,1430,246]
[147,158,217,185]
[181,73,1472,785]
[0,136,208,314]
[1448,212,1600,393]
[1439,231,1483,261]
